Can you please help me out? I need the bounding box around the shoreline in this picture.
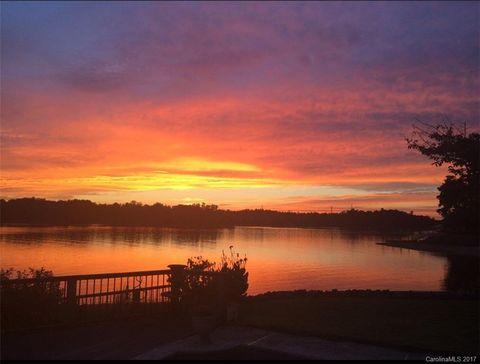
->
[248,289,478,300]
[0,223,431,234]
[377,239,479,257]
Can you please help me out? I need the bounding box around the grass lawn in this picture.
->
[239,294,479,354]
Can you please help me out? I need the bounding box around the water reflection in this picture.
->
[0,226,221,247]
[1,226,473,294]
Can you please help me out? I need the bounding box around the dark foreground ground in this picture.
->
[2,291,479,360]
[1,313,194,360]
[240,291,479,355]
[164,345,308,360]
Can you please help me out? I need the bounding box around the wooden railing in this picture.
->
[0,265,231,330]
[1,268,175,307]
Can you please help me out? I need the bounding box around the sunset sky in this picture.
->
[1,1,478,216]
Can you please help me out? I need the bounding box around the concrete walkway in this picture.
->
[135,325,427,360]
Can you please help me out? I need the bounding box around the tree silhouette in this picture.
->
[406,122,479,234]
[0,198,434,232]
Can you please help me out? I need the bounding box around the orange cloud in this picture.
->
[2,1,476,218]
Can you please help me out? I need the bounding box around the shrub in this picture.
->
[1,267,64,330]
[179,247,249,314]
[219,246,249,302]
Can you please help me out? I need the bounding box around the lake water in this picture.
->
[0,226,450,295]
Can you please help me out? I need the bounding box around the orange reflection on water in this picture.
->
[0,226,447,294]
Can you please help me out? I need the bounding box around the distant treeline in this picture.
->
[0,198,436,231]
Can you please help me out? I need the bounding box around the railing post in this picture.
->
[167,264,186,312]
[66,278,78,322]
[66,278,78,306]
